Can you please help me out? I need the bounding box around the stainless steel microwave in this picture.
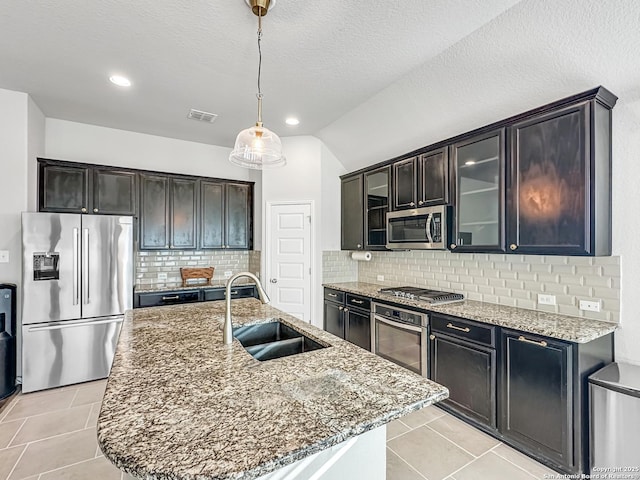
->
[386,205,448,249]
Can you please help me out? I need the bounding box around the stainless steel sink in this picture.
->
[233,320,326,361]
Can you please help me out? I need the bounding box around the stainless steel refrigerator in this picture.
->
[21,212,133,393]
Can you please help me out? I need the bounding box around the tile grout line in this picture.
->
[439,446,495,480]
[423,423,487,459]
[29,453,105,479]
[490,445,544,479]
[386,445,430,480]
[7,425,97,453]
[5,418,27,450]
[4,443,27,480]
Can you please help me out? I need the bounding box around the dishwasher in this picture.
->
[589,362,640,473]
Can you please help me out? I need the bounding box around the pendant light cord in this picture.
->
[256,11,263,125]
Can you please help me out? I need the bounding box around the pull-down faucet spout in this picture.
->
[223,272,270,345]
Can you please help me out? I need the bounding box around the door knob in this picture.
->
[270,278,278,283]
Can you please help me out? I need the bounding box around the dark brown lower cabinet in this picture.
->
[500,329,614,474]
[323,288,371,351]
[429,314,497,429]
[323,299,344,339]
[345,307,371,351]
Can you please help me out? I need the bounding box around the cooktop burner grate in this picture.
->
[379,286,465,304]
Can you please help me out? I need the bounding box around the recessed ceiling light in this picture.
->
[285,117,300,126]
[109,75,131,87]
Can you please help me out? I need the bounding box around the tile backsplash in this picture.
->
[136,250,261,288]
[324,250,620,323]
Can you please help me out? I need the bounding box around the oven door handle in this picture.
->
[374,314,424,333]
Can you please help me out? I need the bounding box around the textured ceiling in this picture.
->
[0,0,520,150]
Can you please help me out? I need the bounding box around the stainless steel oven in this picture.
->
[371,302,428,377]
[386,205,448,249]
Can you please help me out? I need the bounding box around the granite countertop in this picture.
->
[324,281,618,343]
[97,299,448,480]
[135,281,255,293]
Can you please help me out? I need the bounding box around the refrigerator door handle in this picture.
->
[27,316,123,332]
[82,228,90,305]
[73,227,80,305]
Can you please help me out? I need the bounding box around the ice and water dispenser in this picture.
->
[0,283,17,399]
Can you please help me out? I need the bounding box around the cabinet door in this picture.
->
[430,333,496,428]
[93,169,137,215]
[419,147,448,206]
[508,103,589,255]
[364,166,390,250]
[392,156,418,210]
[341,175,364,250]
[500,330,572,469]
[139,174,170,250]
[200,180,224,249]
[345,308,371,351]
[451,129,506,252]
[323,301,345,339]
[170,178,198,249]
[39,163,90,213]
[225,183,252,249]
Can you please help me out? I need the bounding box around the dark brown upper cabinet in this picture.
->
[450,129,506,253]
[39,161,90,213]
[200,181,252,250]
[507,98,612,255]
[39,159,137,216]
[139,174,170,250]
[170,177,198,250]
[341,174,364,250]
[419,147,449,206]
[364,166,390,250]
[92,168,137,215]
[392,156,418,210]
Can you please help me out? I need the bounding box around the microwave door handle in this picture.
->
[425,213,433,243]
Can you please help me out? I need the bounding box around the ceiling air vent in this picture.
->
[187,109,218,123]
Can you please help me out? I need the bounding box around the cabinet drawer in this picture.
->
[135,290,201,308]
[324,289,345,304]
[431,313,495,347]
[203,285,256,302]
[346,293,370,311]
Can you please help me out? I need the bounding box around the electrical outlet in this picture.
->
[377,275,384,282]
[224,271,233,278]
[157,272,168,280]
[537,294,556,306]
[580,300,601,312]
[0,250,9,263]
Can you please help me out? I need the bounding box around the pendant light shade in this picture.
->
[229,124,286,169]
[229,0,286,170]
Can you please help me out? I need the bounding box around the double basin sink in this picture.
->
[233,320,327,361]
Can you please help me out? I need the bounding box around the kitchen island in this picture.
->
[97,299,448,480]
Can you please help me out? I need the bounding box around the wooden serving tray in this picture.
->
[180,267,214,286]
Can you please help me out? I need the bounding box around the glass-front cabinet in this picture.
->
[364,166,390,249]
[451,129,506,252]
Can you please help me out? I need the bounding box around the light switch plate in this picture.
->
[0,250,9,263]
[377,275,384,281]
[224,271,233,278]
[580,300,601,312]
[537,294,556,306]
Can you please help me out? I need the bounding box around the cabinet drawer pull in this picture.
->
[328,293,338,298]
[447,322,470,333]
[518,335,548,347]
[162,295,180,301]
[351,299,364,304]
[224,290,239,296]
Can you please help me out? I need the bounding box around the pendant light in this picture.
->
[229,0,286,169]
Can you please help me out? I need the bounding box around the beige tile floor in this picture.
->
[0,381,557,479]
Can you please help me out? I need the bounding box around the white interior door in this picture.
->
[266,203,312,321]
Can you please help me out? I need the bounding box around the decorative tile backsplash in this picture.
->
[323,250,620,323]
[136,250,254,288]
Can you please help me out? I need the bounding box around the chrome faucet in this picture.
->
[223,272,270,345]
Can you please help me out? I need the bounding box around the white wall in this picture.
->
[260,136,344,327]
[45,119,251,181]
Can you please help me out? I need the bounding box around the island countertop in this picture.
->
[97,299,448,480]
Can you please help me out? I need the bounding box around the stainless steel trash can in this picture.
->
[589,362,640,472]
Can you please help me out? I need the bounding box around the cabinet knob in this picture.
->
[344,308,349,313]
[430,334,436,340]
[418,200,424,205]
[450,243,457,249]
[510,244,518,251]
[93,208,99,213]
[357,244,362,249]
[409,202,415,207]
[81,208,87,213]
[338,306,344,311]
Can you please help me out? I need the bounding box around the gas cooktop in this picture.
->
[379,286,465,305]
